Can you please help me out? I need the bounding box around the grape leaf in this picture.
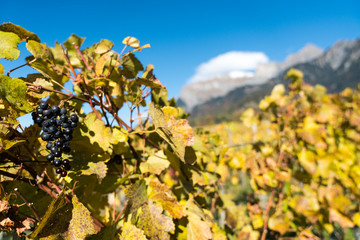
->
[29,192,73,239]
[0,75,33,112]
[185,198,212,240]
[122,37,140,48]
[120,222,147,240]
[95,52,112,76]
[147,177,185,219]
[268,212,293,235]
[0,31,21,60]
[95,39,114,54]
[26,40,53,59]
[122,53,144,79]
[0,22,40,42]
[81,161,108,183]
[124,179,148,211]
[140,150,170,175]
[137,201,175,240]
[0,63,4,74]
[63,195,97,240]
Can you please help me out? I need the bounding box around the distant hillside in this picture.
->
[188,39,360,125]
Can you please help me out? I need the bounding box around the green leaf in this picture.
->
[137,201,175,240]
[0,63,4,74]
[81,161,108,183]
[0,22,40,42]
[120,222,147,240]
[140,150,170,175]
[26,40,53,59]
[63,195,97,240]
[0,75,33,112]
[81,112,112,152]
[28,58,69,85]
[124,179,148,211]
[29,192,73,239]
[86,224,117,240]
[0,31,21,60]
[95,39,114,54]
[122,37,140,48]
[122,53,144,79]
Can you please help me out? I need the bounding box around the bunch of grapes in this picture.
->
[31,102,79,177]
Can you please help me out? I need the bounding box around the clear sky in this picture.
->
[1,0,360,98]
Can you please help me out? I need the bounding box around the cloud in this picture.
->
[188,51,269,83]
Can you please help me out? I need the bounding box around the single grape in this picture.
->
[39,102,48,110]
[62,122,70,128]
[43,109,52,116]
[64,127,73,135]
[54,150,62,157]
[55,141,63,147]
[36,107,44,114]
[60,115,68,122]
[46,142,53,150]
[35,116,44,124]
[41,132,51,141]
[48,126,57,134]
[50,146,58,154]
[50,119,57,125]
[70,121,77,128]
[56,168,62,174]
[62,159,70,165]
[46,153,55,161]
[31,112,37,119]
[42,120,51,127]
[70,114,79,123]
[60,108,67,115]
[53,159,62,167]
[61,171,67,177]
[51,105,60,114]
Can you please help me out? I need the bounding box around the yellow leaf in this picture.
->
[140,151,170,175]
[122,36,140,48]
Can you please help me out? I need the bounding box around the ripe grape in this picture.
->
[39,102,48,109]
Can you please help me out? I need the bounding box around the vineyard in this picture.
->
[0,23,360,239]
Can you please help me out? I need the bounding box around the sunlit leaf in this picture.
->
[95,39,114,54]
[120,222,147,240]
[122,37,140,48]
[81,161,108,183]
[140,150,170,175]
[0,22,40,42]
[0,31,21,60]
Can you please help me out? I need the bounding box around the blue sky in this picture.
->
[1,0,359,109]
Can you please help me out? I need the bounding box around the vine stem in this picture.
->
[260,191,275,240]
[14,188,40,222]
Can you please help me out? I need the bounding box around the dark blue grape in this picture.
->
[53,159,62,167]
[55,141,63,147]
[39,102,48,110]
[54,150,62,157]
[70,114,78,123]
[42,120,51,127]
[48,126,57,134]
[35,116,43,124]
[60,115,68,122]
[36,107,44,114]
[62,122,70,128]
[60,108,67,115]
[63,146,71,153]
[50,119,57,125]
[46,142,53,150]
[43,109,52,116]
[46,154,54,161]
[50,146,58,154]
[70,121,77,128]
[31,112,37,118]
[56,168,62,174]
[41,132,51,141]
[62,159,70,165]
[51,105,60,114]
[64,127,73,135]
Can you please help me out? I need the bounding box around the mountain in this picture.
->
[186,39,360,125]
[179,44,324,112]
